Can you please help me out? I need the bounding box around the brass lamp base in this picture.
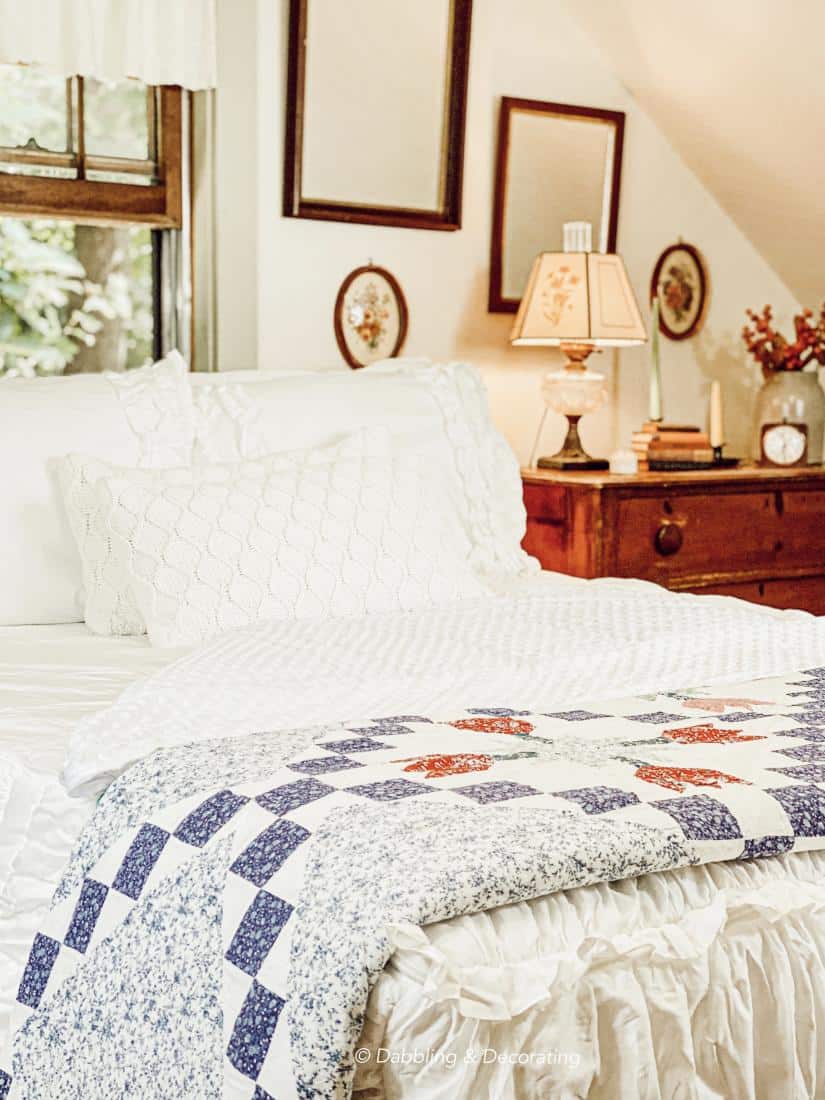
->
[537,414,609,471]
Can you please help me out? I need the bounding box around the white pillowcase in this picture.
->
[85,434,486,647]
[190,361,537,579]
[0,352,194,626]
[59,435,380,636]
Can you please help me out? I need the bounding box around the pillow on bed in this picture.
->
[190,361,537,579]
[0,352,194,626]
[58,433,380,636]
[88,434,486,647]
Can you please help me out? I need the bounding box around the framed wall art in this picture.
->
[333,265,408,369]
[650,242,708,340]
[489,97,625,313]
[284,0,472,231]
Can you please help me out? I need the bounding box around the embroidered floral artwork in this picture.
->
[661,263,694,321]
[346,280,391,350]
[651,243,707,339]
[335,266,406,368]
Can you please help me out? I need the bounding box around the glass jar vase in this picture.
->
[753,368,825,463]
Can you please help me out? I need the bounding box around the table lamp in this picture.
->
[512,250,647,469]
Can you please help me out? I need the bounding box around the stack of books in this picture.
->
[631,422,715,470]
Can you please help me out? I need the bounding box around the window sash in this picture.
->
[0,87,182,228]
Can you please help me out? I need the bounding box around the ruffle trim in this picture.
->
[385,877,825,1022]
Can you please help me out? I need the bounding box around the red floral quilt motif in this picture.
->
[635,764,749,793]
[680,697,771,713]
[450,716,534,736]
[663,723,766,745]
[395,753,494,779]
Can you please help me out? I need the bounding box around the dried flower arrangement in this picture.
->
[742,304,825,377]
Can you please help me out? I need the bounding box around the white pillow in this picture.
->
[89,436,486,647]
[0,352,194,625]
[58,434,375,636]
[190,361,537,579]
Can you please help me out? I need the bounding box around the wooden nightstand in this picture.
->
[521,465,825,614]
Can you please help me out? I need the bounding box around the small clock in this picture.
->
[760,421,808,467]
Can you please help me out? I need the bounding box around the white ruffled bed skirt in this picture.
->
[354,851,825,1099]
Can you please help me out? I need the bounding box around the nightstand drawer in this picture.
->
[699,575,825,615]
[612,488,825,581]
[521,466,825,615]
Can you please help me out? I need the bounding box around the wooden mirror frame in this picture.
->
[283,0,473,231]
[488,97,625,313]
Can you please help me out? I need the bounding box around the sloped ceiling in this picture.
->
[567,0,825,305]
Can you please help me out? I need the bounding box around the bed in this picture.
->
[2,357,825,1099]
[0,624,182,1050]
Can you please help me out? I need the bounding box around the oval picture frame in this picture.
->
[333,265,409,370]
[650,242,708,341]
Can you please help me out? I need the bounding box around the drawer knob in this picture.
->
[655,521,683,556]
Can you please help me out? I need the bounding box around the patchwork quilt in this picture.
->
[5,665,825,1099]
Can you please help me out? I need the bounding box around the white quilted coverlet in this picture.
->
[64,576,825,797]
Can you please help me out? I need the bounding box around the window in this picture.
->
[0,69,181,224]
[0,66,185,377]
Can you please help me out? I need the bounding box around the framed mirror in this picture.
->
[284,0,472,231]
[489,97,625,312]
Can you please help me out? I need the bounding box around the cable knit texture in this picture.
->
[60,433,393,637]
[190,360,537,580]
[90,432,485,648]
[0,351,193,626]
[104,351,194,467]
[55,352,195,633]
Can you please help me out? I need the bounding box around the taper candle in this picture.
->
[649,297,662,422]
[710,380,724,448]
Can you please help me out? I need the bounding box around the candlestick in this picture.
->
[649,297,662,422]
[709,380,724,449]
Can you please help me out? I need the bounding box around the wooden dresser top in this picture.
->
[521,464,825,492]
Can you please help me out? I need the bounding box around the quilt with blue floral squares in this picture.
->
[5,666,825,1100]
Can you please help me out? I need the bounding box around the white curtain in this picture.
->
[0,0,217,89]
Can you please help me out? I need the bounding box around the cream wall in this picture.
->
[216,0,798,463]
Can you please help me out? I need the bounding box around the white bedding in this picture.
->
[6,578,825,1098]
[0,625,183,1047]
[64,574,825,797]
[358,849,825,1100]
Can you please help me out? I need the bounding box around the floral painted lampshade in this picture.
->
[510,251,647,347]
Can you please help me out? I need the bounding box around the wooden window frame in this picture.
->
[0,86,182,229]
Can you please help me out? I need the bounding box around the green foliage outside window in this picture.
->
[0,218,154,376]
[0,66,157,376]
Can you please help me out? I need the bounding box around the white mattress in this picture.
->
[0,624,183,1047]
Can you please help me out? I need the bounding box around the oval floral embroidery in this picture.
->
[636,764,748,793]
[395,753,494,779]
[450,717,534,736]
